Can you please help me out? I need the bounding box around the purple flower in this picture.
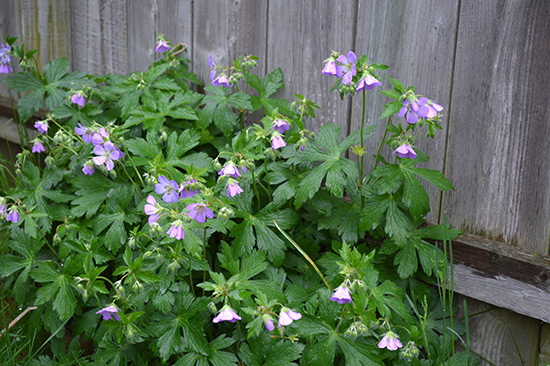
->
[93,141,122,171]
[74,123,94,143]
[155,40,171,53]
[272,119,290,133]
[82,161,95,175]
[271,133,286,150]
[0,203,7,217]
[278,308,302,327]
[6,207,19,223]
[34,121,48,134]
[213,306,241,323]
[209,55,217,81]
[356,75,382,92]
[335,51,357,85]
[96,305,120,321]
[219,163,241,178]
[31,140,45,153]
[331,285,352,304]
[322,58,337,76]
[378,331,403,351]
[212,74,230,88]
[392,144,417,159]
[144,195,162,225]
[227,180,243,197]
[0,44,12,74]
[263,315,275,331]
[71,92,85,107]
[186,203,214,224]
[155,175,179,203]
[179,179,199,199]
[398,99,420,124]
[0,63,12,74]
[417,97,443,118]
[167,221,185,240]
[91,127,109,146]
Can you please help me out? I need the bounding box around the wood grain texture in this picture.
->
[193,0,268,89]
[267,0,357,136]
[17,0,72,69]
[442,231,550,322]
[443,0,550,253]
[353,0,460,222]
[69,0,128,75]
[0,0,18,102]
[154,0,192,67]
[127,0,156,72]
[464,297,540,366]
[538,324,550,365]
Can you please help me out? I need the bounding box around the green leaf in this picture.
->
[407,167,454,191]
[336,336,383,366]
[44,57,70,84]
[401,169,430,220]
[301,335,336,366]
[52,279,76,321]
[384,200,410,245]
[0,254,28,277]
[394,241,418,278]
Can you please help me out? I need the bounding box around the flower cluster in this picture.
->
[323,51,382,93]
[0,44,13,74]
[71,91,86,108]
[0,198,19,223]
[398,95,443,124]
[218,161,246,198]
[209,55,230,88]
[96,305,120,321]
[270,119,290,150]
[74,125,123,174]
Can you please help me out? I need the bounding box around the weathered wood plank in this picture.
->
[69,0,128,75]
[127,0,156,72]
[193,0,268,88]
[463,297,540,366]
[267,0,356,136]
[353,0,459,222]
[538,324,550,364]
[0,1,19,103]
[447,232,550,323]
[443,0,550,254]
[155,0,193,66]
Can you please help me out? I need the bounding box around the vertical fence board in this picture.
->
[444,0,550,363]
[464,297,540,366]
[266,0,356,135]
[444,0,550,253]
[69,0,128,76]
[0,0,19,104]
[352,0,459,222]
[193,0,268,88]
[155,0,193,68]
[127,0,156,72]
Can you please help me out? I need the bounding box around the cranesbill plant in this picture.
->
[0,35,478,365]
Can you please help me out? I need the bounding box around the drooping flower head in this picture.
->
[392,144,417,159]
[417,97,443,118]
[209,54,217,81]
[271,131,286,150]
[0,200,7,217]
[155,40,171,53]
[398,97,422,124]
[0,44,12,74]
[91,127,109,146]
[278,308,302,328]
[378,331,403,351]
[167,220,185,240]
[263,314,275,331]
[6,207,19,223]
[322,57,337,76]
[356,74,382,92]
[34,121,48,134]
[92,141,122,171]
[227,179,243,198]
[212,74,230,88]
[144,195,162,225]
[179,179,199,199]
[331,285,352,304]
[96,305,120,321]
[213,306,241,323]
[186,203,214,224]
[74,123,94,143]
[335,51,357,85]
[71,92,85,107]
[272,119,290,134]
[219,162,241,178]
[82,161,95,175]
[31,139,45,153]
[155,175,179,203]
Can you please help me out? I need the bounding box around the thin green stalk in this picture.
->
[251,170,261,208]
[273,220,332,291]
[373,116,391,170]
[188,250,195,296]
[359,89,366,180]
[120,143,145,187]
[263,160,272,196]
[202,227,207,296]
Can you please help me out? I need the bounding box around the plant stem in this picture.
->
[359,89,366,181]
[188,250,195,296]
[373,116,391,171]
[251,170,261,208]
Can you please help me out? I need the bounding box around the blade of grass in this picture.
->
[273,220,332,291]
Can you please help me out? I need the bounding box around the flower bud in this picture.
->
[159,130,168,143]
[128,236,136,249]
[53,233,62,244]
[15,169,21,176]
[82,290,88,302]
[53,130,67,145]
[214,161,222,171]
[143,250,153,258]
[76,283,84,293]
[45,156,55,168]
[208,302,218,314]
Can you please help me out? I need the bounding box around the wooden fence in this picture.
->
[1,0,550,364]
